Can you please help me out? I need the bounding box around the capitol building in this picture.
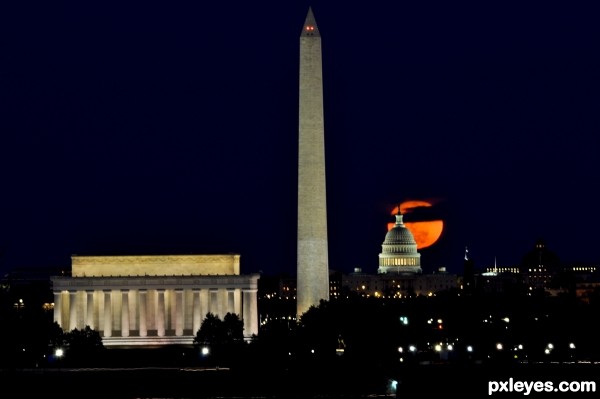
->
[341,210,456,299]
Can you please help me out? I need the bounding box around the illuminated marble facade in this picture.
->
[51,254,259,346]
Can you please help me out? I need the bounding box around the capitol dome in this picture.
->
[383,218,418,246]
[377,212,422,274]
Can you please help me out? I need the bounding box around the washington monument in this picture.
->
[297,7,330,317]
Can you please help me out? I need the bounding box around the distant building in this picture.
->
[473,255,524,295]
[259,269,347,302]
[351,208,457,298]
[520,239,561,291]
[51,254,259,347]
[377,210,422,274]
[564,263,599,302]
[343,266,456,298]
[1,267,67,314]
[477,270,525,296]
[343,210,456,298]
[258,209,458,323]
[463,240,575,297]
[575,278,600,304]
[329,269,343,299]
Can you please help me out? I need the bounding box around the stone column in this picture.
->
[69,291,77,331]
[233,288,242,317]
[243,289,258,338]
[121,290,130,337]
[200,289,209,320]
[192,289,201,334]
[103,290,112,338]
[226,289,234,314]
[53,291,62,328]
[86,290,94,329]
[209,289,218,315]
[175,289,184,336]
[139,289,147,337]
[217,288,226,317]
[157,289,165,337]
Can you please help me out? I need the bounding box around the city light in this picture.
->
[387,379,398,395]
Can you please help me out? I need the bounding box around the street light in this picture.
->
[14,298,25,310]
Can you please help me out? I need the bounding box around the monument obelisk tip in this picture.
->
[301,6,320,37]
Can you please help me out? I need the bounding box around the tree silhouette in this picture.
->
[223,312,244,343]
[194,312,225,346]
[61,326,104,366]
[194,312,245,366]
[67,325,103,352]
[47,321,67,349]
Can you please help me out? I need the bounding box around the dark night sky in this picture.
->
[1,1,599,278]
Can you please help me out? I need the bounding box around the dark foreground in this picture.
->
[4,365,390,399]
[3,362,599,399]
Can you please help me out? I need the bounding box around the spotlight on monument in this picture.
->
[55,348,64,358]
[201,346,210,356]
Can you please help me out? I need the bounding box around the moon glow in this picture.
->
[388,200,444,250]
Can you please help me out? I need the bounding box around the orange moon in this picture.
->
[388,200,444,250]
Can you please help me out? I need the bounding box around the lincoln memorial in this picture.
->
[51,254,259,346]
